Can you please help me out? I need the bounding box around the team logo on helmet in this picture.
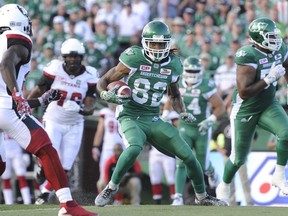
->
[249,22,268,32]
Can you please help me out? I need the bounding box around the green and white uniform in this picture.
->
[112,46,206,193]
[175,77,217,194]
[224,43,288,183]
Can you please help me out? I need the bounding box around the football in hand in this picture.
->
[107,81,132,97]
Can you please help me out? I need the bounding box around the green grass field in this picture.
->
[1,205,288,216]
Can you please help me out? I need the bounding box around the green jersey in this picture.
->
[179,77,217,127]
[117,46,182,117]
[233,43,288,117]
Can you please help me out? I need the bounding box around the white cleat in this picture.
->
[171,193,183,206]
[95,183,119,207]
[216,181,230,205]
[271,173,288,195]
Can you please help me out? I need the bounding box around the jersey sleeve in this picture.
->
[235,46,257,66]
[42,59,63,78]
[119,46,142,68]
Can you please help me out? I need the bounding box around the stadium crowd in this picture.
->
[1,0,288,207]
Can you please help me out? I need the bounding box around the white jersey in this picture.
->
[0,30,32,109]
[43,59,99,124]
[100,107,124,152]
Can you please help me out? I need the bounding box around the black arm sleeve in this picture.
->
[37,75,54,92]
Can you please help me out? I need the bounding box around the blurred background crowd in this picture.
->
[0,0,288,206]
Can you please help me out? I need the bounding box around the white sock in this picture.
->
[275,164,285,174]
[55,187,73,203]
[108,181,119,190]
[20,187,31,204]
[3,189,13,205]
[195,192,207,200]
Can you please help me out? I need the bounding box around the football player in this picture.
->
[0,4,98,215]
[95,20,227,207]
[28,38,98,205]
[91,103,125,194]
[216,17,288,204]
[171,56,225,205]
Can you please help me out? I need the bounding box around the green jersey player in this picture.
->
[216,17,288,204]
[172,56,225,205]
[95,20,227,207]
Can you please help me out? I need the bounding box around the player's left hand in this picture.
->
[180,112,196,123]
[63,100,81,112]
[39,89,62,106]
[198,115,217,134]
[12,88,31,117]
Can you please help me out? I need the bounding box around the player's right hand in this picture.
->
[100,85,131,104]
[92,146,101,161]
[264,62,286,85]
[12,87,31,118]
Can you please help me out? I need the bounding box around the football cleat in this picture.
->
[271,170,288,195]
[195,194,228,206]
[35,192,50,205]
[58,200,98,216]
[95,184,118,207]
[216,181,230,204]
[171,193,183,206]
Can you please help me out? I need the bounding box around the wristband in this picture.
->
[100,90,107,99]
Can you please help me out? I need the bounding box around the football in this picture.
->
[107,80,132,97]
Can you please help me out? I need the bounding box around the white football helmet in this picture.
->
[0,4,32,36]
[61,38,85,56]
[182,56,203,85]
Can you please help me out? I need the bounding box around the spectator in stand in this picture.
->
[273,0,288,26]
[1,133,31,205]
[229,39,242,55]
[157,0,179,19]
[203,14,216,40]
[194,0,209,24]
[94,0,118,37]
[255,0,270,18]
[220,10,238,46]
[103,143,142,205]
[214,0,231,26]
[170,17,186,45]
[116,0,143,54]
[38,0,57,28]
[175,28,201,59]
[132,0,150,26]
[91,104,125,194]
[181,7,195,32]
[214,53,237,107]
[201,38,220,71]
[48,2,69,28]
[37,43,55,72]
[194,22,205,47]
[210,27,229,65]
[67,8,93,42]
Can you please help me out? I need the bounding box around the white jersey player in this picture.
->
[28,38,98,204]
[149,109,179,204]
[1,133,31,204]
[92,104,125,192]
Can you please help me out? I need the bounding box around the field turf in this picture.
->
[0,205,288,216]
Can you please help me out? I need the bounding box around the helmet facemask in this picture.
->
[183,69,203,85]
[142,37,171,62]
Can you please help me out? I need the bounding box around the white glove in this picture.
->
[180,112,196,124]
[263,62,286,85]
[63,100,81,112]
[198,114,217,134]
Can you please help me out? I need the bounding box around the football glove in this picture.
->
[38,89,62,106]
[198,114,217,134]
[263,62,285,85]
[100,85,131,105]
[92,146,101,162]
[63,100,81,112]
[180,112,196,124]
[12,88,31,118]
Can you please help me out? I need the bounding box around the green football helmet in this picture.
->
[248,17,282,51]
[182,56,203,85]
[141,20,171,62]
